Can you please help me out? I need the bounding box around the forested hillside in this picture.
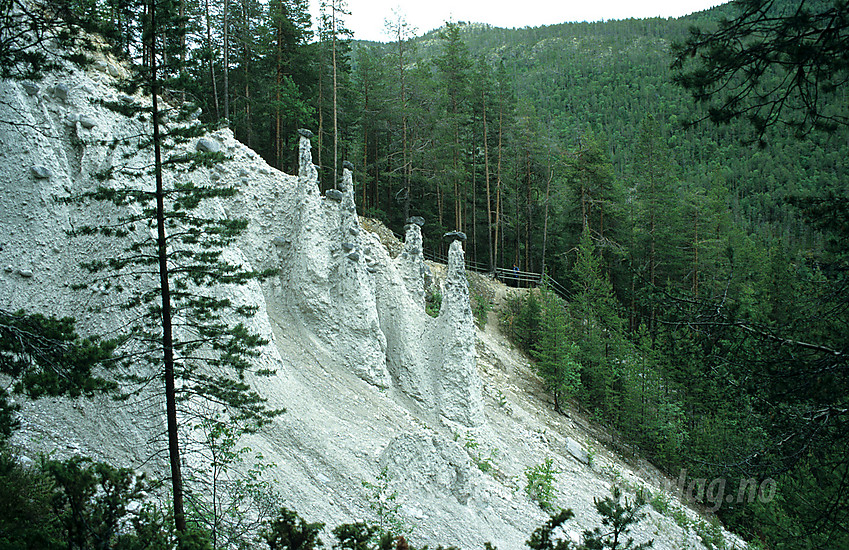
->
[2,0,847,548]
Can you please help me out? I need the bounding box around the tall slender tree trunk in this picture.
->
[515,169,521,281]
[541,162,552,276]
[149,0,185,535]
[453,95,461,231]
[362,83,369,210]
[398,29,410,221]
[275,9,283,169]
[178,0,185,66]
[483,89,493,272]
[494,106,503,270]
[332,15,338,186]
[204,0,219,120]
[317,66,324,183]
[223,0,230,124]
[525,149,531,272]
[242,2,252,148]
[693,208,700,297]
[472,118,477,264]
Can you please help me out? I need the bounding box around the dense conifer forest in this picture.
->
[1,0,847,548]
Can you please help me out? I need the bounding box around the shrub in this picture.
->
[525,458,558,511]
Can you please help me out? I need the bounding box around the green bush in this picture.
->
[472,293,493,328]
[525,458,558,511]
[460,432,498,474]
[425,288,442,318]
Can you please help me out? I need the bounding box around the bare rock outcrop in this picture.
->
[380,431,475,505]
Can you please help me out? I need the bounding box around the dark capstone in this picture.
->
[325,189,344,201]
[54,84,69,101]
[196,138,221,153]
[79,115,96,129]
[22,82,39,95]
[342,160,354,171]
[347,251,360,262]
[407,216,425,227]
[31,165,52,179]
[298,128,314,139]
[341,242,354,252]
[443,230,467,242]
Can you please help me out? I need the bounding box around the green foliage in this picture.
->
[500,290,542,353]
[472,293,492,329]
[525,457,558,511]
[187,415,278,549]
[532,285,581,412]
[425,288,442,318]
[261,508,325,550]
[526,508,575,550]
[648,491,670,516]
[0,455,668,550]
[692,518,725,550]
[0,0,107,80]
[0,310,117,440]
[361,468,407,536]
[0,444,183,550]
[579,486,653,550]
[0,445,62,549]
[567,230,627,418]
[45,455,149,549]
[495,389,510,412]
[8,1,849,545]
[671,0,849,141]
[332,522,380,550]
[459,431,498,474]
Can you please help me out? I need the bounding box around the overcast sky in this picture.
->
[309,0,731,42]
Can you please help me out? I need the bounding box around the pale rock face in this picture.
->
[380,430,474,505]
[430,241,485,427]
[275,136,391,388]
[397,222,426,306]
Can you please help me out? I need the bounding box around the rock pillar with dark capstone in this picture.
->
[435,238,485,426]
[281,128,390,388]
[398,217,427,306]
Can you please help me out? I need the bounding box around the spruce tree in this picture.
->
[568,229,627,418]
[532,283,581,413]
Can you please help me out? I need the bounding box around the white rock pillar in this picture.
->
[436,232,485,426]
[398,217,427,307]
[284,131,390,388]
[297,129,319,193]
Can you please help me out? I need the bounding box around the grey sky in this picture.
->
[309,0,730,42]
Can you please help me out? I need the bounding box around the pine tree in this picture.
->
[318,0,352,186]
[434,21,472,233]
[66,0,282,536]
[268,0,313,171]
[0,310,117,439]
[384,8,416,221]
